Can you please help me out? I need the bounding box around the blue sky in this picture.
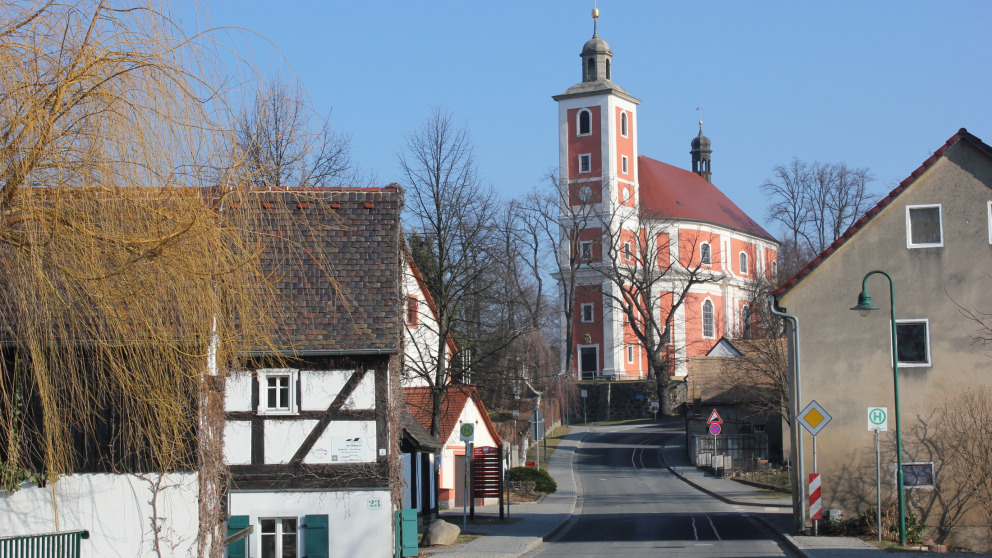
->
[198,1,991,234]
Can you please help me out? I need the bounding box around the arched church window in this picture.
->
[578,109,591,136]
[620,112,628,137]
[739,252,749,275]
[700,242,712,265]
[702,300,715,338]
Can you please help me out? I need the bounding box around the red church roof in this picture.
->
[638,155,775,242]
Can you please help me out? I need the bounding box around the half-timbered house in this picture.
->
[223,186,404,558]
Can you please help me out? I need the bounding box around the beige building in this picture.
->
[774,129,992,549]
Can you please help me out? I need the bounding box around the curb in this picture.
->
[540,429,589,543]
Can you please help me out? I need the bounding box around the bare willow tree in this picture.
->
[0,2,285,556]
[594,205,722,415]
[762,159,877,274]
[236,78,352,189]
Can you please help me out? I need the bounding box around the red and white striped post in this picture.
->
[809,473,822,521]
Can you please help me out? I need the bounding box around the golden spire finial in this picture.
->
[592,3,599,36]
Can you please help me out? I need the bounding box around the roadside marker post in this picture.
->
[797,401,832,535]
[869,407,888,540]
[809,473,822,520]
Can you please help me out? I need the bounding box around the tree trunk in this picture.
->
[197,376,227,558]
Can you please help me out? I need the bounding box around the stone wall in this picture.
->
[576,378,687,422]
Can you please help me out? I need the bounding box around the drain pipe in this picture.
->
[768,297,806,535]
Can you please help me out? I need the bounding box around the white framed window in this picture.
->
[579,154,591,173]
[623,241,632,261]
[700,242,712,265]
[577,109,592,136]
[739,252,749,275]
[258,369,299,415]
[894,319,931,367]
[906,204,943,248]
[260,517,298,558]
[987,201,992,244]
[740,305,751,336]
[580,303,594,323]
[702,299,715,338]
[579,240,593,260]
[902,462,935,489]
[620,111,628,137]
[771,260,778,281]
[621,155,629,174]
[626,344,635,364]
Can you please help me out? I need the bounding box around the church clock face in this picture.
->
[578,185,593,202]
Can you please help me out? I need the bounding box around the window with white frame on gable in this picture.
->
[579,154,591,173]
[258,369,299,415]
[739,252,748,275]
[578,109,591,136]
[580,303,594,323]
[896,319,931,366]
[700,242,712,265]
[260,517,297,558]
[906,204,943,248]
[987,201,992,244]
[702,300,715,338]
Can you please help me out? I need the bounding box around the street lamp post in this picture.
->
[850,269,906,546]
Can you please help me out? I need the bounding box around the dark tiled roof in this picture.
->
[403,385,503,446]
[400,403,441,452]
[255,186,403,353]
[774,129,992,299]
[638,156,776,242]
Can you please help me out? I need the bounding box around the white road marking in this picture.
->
[691,516,699,540]
[707,515,722,541]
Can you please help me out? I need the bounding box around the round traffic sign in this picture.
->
[460,423,475,438]
[868,407,888,431]
[708,423,721,436]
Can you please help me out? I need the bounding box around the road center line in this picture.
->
[706,515,722,541]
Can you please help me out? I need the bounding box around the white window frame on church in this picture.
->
[739,251,748,276]
[620,111,628,137]
[702,300,715,339]
[626,344,635,364]
[622,155,629,175]
[579,154,591,173]
[580,303,595,323]
[577,109,592,136]
[579,240,593,260]
[700,242,712,266]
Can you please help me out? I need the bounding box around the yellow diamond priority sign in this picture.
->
[797,400,832,436]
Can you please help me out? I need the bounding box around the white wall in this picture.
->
[0,473,199,558]
[228,489,392,558]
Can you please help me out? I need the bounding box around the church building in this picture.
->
[555,10,779,379]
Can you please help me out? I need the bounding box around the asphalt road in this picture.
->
[524,423,797,558]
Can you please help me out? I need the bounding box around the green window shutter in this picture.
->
[227,515,250,558]
[303,514,329,558]
[400,508,419,557]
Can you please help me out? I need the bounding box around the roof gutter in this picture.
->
[240,349,398,357]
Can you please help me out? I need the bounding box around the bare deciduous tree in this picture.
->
[593,204,723,415]
[762,160,877,274]
[235,79,352,189]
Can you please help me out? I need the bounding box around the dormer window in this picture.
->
[620,112,628,137]
[578,109,592,136]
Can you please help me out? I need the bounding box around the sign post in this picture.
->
[798,401,832,535]
[530,407,545,470]
[868,407,888,541]
[581,389,588,424]
[707,409,723,458]
[459,423,474,531]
